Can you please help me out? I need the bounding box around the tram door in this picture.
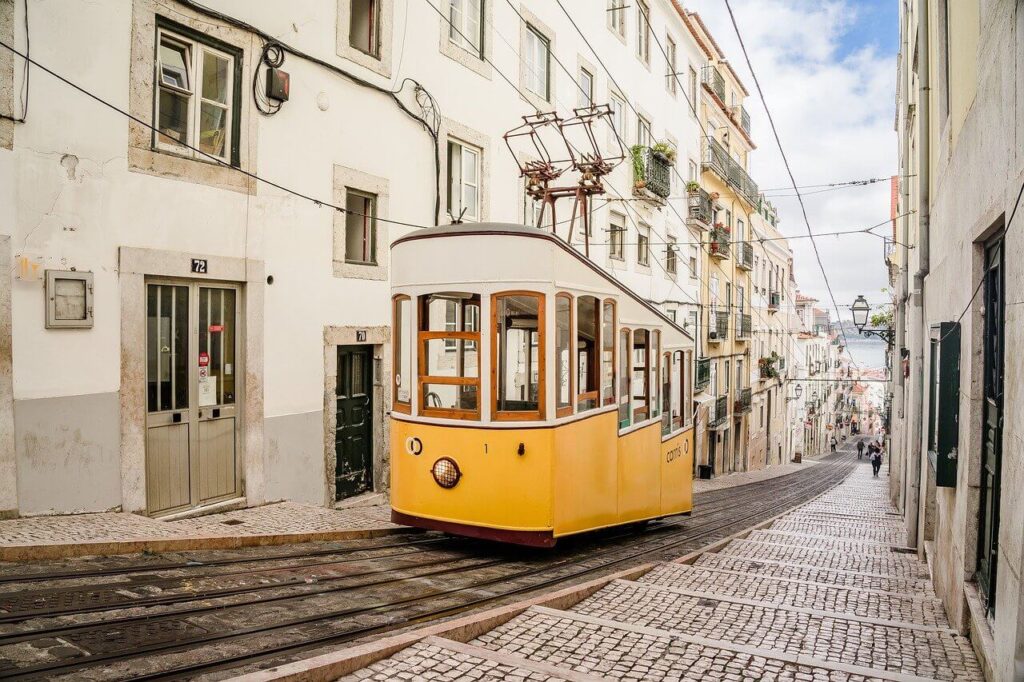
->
[146,283,241,515]
[336,346,373,500]
[978,236,1004,614]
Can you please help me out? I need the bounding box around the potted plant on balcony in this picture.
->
[630,145,646,189]
[686,180,701,194]
[651,141,677,165]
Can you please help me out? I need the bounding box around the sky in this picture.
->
[686,0,899,321]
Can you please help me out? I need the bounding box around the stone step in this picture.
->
[719,538,931,579]
[641,562,948,627]
[770,520,906,544]
[748,529,913,554]
[693,553,934,593]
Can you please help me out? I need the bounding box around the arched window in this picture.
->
[619,328,631,428]
[602,300,616,407]
[555,293,574,418]
[493,292,545,420]
[632,329,649,423]
[392,295,412,414]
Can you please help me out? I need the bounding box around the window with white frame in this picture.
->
[689,245,698,278]
[448,0,483,56]
[637,115,652,147]
[666,36,677,94]
[666,236,677,274]
[637,223,650,266]
[608,0,626,38]
[609,211,625,260]
[350,0,381,58]
[636,0,650,64]
[523,25,550,100]
[688,65,697,108]
[155,28,237,163]
[578,67,594,108]
[688,159,698,182]
[448,140,480,222]
[345,189,377,265]
[609,94,626,142]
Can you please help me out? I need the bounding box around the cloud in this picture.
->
[686,0,897,317]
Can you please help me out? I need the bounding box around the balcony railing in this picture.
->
[709,310,728,342]
[702,65,725,102]
[702,136,759,207]
[735,387,752,414]
[759,354,781,379]
[736,313,752,339]
[738,241,754,270]
[687,186,714,227]
[632,146,672,200]
[709,394,729,427]
[695,356,711,390]
[732,104,751,135]
[768,291,780,311]
[710,227,730,259]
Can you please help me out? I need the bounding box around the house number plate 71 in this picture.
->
[191,258,208,274]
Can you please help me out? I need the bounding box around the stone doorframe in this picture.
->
[0,236,15,517]
[118,247,265,515]
[323,326,391,507]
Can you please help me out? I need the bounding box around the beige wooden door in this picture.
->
[145,281,241,515]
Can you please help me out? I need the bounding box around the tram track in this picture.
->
[0,452,855,681]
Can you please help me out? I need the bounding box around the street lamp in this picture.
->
[851,294,895,347]
[787,384,803,401]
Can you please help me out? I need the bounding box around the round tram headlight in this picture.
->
[431,457,461,489]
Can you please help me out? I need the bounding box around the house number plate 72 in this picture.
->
[191,258,208,274]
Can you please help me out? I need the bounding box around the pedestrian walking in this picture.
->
[830,436,838,452]
[856,439,866,459]
[871,448,883,477]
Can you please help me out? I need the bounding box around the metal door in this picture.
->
[145,282,241,515]
[978,237,1003,614]
[335,346,373,500]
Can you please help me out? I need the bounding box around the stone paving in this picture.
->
[342,456,985,681]
[692,459,820,493]
[0,500,401,558]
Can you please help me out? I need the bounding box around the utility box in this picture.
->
[928,322,960,487]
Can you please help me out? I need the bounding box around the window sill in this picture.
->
[128,146,255,194]
[439,37,492,79]
[333,260,388,281]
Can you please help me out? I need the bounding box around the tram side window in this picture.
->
[683,350,693,427]
[650,330,661,420]
[555,293,573,417]
[632,329,649,423]
[670,351,683,430]
[392,295,412,413]
[494,293,545,419]
[577,296,600,411]
[618,328,631,428]
[419,292,481,418]
[661,351,672,436]
[602,300,616,406]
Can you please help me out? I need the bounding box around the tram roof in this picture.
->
[393,222,693,342]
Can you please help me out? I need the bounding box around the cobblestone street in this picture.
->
[344,459,981,681]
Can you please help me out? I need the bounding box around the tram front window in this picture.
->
[419,292,481,417]
[494,293,545,419]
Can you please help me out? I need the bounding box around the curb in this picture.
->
[0,526,418,562]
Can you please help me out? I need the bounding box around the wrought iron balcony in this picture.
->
[695,356,711,390]
[687,186,714,228]
[738,241,754,270]
[702,65,725,102]
[732,104,751,135]
[632,146,672,200]
[735,387,752,414]
[709,394,729,428]
[708,310,728,342]
[759,354,781,379]
[768,291,781,312]
[709,227,730,259]
[702,136,760,207]
[736,313,752,340]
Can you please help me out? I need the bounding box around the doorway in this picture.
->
[335,345,374,500]
[145,282,241,515]
[977,235,1004,615]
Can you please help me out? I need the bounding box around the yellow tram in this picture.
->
[389,223,696,546]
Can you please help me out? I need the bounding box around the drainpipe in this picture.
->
[906,0,931,550]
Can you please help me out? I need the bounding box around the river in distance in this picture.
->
[844,337,888,371]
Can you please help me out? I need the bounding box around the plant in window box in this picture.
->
[685,180,701,194]
[630,145,647,189]
[709,222,730,253]
[651,141,677,165]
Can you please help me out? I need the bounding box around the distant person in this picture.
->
[871,447,883,477]
[830,436,838,452]
[857,439,866,459]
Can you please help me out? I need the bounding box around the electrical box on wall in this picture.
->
[266,67,290,102]
[45,270,94,329]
